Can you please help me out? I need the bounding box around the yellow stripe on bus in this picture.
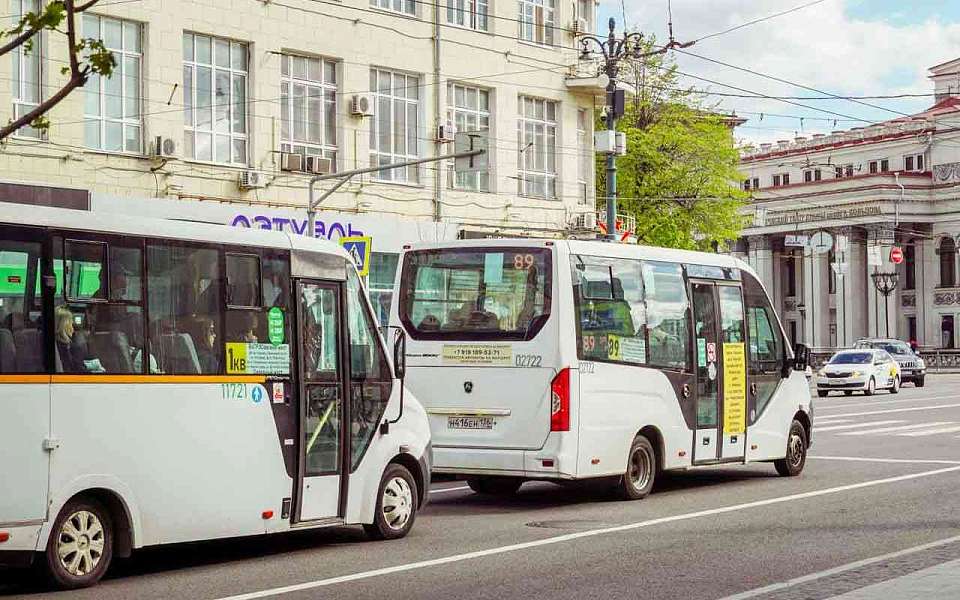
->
[0,375,268,384]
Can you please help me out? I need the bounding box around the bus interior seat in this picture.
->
[0,328,16,373]
[159,333,201,374]
[418,314,440,331]
[14,328,42,372]
[88,331,135,373]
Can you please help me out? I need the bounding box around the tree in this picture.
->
[1,0,114,140]
[600,40,748,251]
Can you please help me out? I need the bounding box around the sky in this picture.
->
[597,0,960,145]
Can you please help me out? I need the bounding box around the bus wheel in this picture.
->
[42,497,113,590]
[364,464,418,541]
[774,420,807,477]
[618,435,656,500]
[466,477,523,496]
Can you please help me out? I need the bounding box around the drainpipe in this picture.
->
[894,171,904,228]
[432,0,443,222]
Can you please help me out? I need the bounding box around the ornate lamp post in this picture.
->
[871,271,899,338]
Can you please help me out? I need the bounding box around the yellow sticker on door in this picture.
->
[722,343,747,434]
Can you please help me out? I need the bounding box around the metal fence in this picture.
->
[807,347,960,372]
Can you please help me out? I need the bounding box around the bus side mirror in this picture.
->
[393,329,407,380]
[793,343,810,373]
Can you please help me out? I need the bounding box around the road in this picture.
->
[4,375,960,599]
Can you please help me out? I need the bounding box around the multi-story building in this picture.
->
[735,58,960,351]
[0,0,603,321]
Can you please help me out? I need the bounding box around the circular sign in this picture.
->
[890,246,904,265]
[810,231,834,255]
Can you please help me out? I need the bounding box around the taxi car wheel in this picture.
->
[890,376,900,394]
[864,377,876,396]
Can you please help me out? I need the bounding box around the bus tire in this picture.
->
[466,477,523,496]
[42,497,113,590]
[364,463,418,541]
[774,420,807,477]
[617,435,656,500]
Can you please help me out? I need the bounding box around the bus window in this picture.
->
[642,262,690,370]
[147,244,222,374]
[572,256,646,364]
[399,248,551,341]
[57,239,146,374]
[0,241,43,373]
[346,268,392,470]
[743,272,784,416]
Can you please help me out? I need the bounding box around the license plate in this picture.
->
[448,416,495,430]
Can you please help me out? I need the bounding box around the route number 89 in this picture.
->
[513,254,535,269]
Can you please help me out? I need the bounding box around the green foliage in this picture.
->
[599,40,748,252]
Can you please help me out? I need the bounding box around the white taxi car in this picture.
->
[816,349,901,397]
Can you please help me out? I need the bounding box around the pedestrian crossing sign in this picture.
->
[340,236,372,276]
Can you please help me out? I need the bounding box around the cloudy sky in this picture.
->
[597,0,960,145]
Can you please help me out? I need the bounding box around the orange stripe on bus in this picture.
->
[0,375,268,384]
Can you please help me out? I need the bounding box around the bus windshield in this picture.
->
[399,247,551,341]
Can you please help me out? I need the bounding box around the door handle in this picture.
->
[682,384,691,399]
[750,382,758,397]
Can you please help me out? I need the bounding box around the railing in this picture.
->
[807,346,960,372]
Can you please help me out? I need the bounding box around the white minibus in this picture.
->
[0,205,430,588]
[391,239,811,498]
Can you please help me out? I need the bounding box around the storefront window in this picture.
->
[368,252,398,325]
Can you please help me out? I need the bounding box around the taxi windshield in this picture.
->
[830,352,873,365]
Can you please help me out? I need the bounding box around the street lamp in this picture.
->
[871,271,899,338]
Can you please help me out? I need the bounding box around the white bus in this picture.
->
[391,239,811,499]
[0,205,430,589]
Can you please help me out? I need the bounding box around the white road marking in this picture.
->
[818,403,960,419]
[898,424,960,437]
[809,456,960,465]
[719,533,960,599]
[813,418,853,425]
[816,395,960,411]
[814,420,903,432]
[429,486,470,495]
[839,422,954,436]
[214,465,960,600]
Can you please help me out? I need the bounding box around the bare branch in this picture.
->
[75,0,100,11]
[0,26,40,58]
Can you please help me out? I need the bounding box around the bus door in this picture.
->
[295,280,346,522]
[690,280,748,463]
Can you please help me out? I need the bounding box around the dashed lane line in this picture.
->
[814,420,903,432]
[817,403,960,419]
[839,422,954,436]
[809,456,960,465]
[213,465,960,600]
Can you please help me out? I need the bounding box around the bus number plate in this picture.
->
[448,416,495,430]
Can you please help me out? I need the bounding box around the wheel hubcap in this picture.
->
[628,447,652,490]
[57,510,105,577]
[382,477,413,531]
[788,433,804,468]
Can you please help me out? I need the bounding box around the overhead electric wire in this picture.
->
[689,0,830,44]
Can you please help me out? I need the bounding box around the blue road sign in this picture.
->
[340,236,372,276]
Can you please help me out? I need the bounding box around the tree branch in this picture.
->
[75,0,100,12]
[0,26,40,58]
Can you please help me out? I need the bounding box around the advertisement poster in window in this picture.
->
[723,343,747,434]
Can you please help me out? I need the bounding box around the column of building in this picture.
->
[801,248,830,347]
[841,231,868,345]
[747,236,774,291]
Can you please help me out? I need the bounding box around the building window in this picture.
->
[743,178,751,191]
[904,154,924,172]
[845,164,854,177]
[881,159,889,172]
[183,33,248,164]
[752,177,759,189]
[11,0,42,139]
[447,83,490,191]
[784,254,797,297]
[577,108,591,204]
[942,315,955,349]
[772,174,781,187]
[905,240,916,290]
[907,316,917,344]
[803,169,821,183]
[835,166,842,178]
[280,54,337,169]
[938,236,956,288]
[370,68,420,184]
[576,0,595,33]
[773,173,789,187]
[814,169,822,181]
[517,96,557,199]
[518,0,555,45]
[371,0,416,16]
[803,170,812,183]
[368,252,399,327]
[827,249,836,294]
[83,15,142,153]
[447,0,488,31]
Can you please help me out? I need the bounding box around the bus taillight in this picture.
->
[550,368,571,431]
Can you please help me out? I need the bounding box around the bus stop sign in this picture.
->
[340,235,372,276]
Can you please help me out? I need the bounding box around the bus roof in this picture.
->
[403,238,755,277]
[0,202,352,262]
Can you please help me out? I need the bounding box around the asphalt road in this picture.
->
[4,375,960,599]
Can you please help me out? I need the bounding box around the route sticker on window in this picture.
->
[226,342,291,375]
[442,344,512,365]
[620,337,646,364]
[697,338,707,367]
[267,307,285,346]
[607,334,622,361]
[722,343,747,434]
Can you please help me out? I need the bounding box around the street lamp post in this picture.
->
[871,271,899,339]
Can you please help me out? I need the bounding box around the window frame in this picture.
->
[280,53,339,168]
[225,252,264,309]
[369,67,421,184]
[446,0,489,31]
[83,14,144,154]
[183,32,250,165]
[577,107,592,204]
[517,95,559,199]
[447,82,491,192]
[370,0,417,17]
[518,0,556,46]
[11,0,44,140]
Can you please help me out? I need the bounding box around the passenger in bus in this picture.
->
[55,306,83,372]
[231,311,260,343]
[191,317,219,373]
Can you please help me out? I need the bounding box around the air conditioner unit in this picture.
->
[280,152,303,172]
[437,124,457,143]
[305,155,333,175]
[153,135,177,158]
[571,18,588,35]
[238,170,265,189]
[350,94,375,117]
[571,212,597,230]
